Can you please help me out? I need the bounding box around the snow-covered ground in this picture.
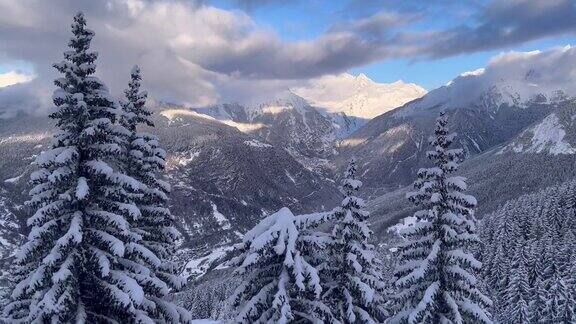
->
[388,215,417,235]
[211,202,231,230]
[243,139,272,148]
[182,245,233,280]
[499,113,576,155]
[522,113,575,155]
[175,150,201,166]
[4,173,24,184]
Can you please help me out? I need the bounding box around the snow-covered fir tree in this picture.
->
[2,13,173,323]
[323,159,387,323]
[118,65,191,322]
[229,207,336,323]
[503,240,530,323]
[480,178,576,323]
[392,112,492,323]
[529,276,549,323]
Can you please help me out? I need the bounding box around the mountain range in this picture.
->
[193,74,426,175]
[1,48,576,281]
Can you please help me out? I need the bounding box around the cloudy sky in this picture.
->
[0,0,575,113]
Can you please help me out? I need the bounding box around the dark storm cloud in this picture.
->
[424,0,576,58]
[337,0,576,59]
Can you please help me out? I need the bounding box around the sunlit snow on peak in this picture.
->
[293,73,426,119]
[398,46,576,118]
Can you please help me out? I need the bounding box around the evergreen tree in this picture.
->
[3,13,157,323]
[557,287,576,324]
[542,275,572,323]
[526,240,542,287]
[119,66,190,322]
[392,112,492,324]
[540,234,560,290]
[489,241,510,307]
[230,207,335,323]
[323,159,387,323]
[558,223,576,276]
[529,277,548,323]
[503,241,530,323]
[568,259,576,313]
[478,179,576,323]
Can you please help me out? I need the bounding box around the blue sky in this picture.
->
[0,60,33,75]
[356,35,576,89]
[212,0,576,89]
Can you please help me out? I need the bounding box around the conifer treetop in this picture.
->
[322,158,387,323]
[393,112,491,324]
[122,65,153,131]
[230,207,335,323]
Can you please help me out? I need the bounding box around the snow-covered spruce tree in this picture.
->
[542,274,574,323]
[477,179,576,322]
[119,66,190,322]
[229,207,336,323]
[391,112,492,324]
[528,276,548,323]
[323,159,387,323]
[503,240,530,323]
[3,13,157,323]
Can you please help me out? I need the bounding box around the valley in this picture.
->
[2,1,576,322]
[2,60,576,276]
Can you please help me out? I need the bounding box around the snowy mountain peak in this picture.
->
[355,73,373,86]
[398,46,576,117]
[293,73,426,119]
[246,90,312,120]
[391,80,407,85]
[263,89,308,108]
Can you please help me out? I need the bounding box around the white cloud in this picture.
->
[0,71,35,88]
[403,45,576,115]
[0,0,574,117]
[0,0,414,113]
[0,80,52,119]
[0,0,317,111]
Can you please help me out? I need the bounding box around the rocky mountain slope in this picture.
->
[366,108,576,239]
[347,55,576,236]
[0,105,341,257]
[337,59,576,197]
[194,91,350,175]
[155,106,340,248]
[193,75,427,171]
